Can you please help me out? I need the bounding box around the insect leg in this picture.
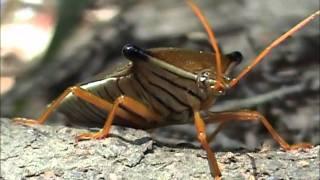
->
[76,95,162,141]
[193,111,222,179]
[14,86,91,125]
[204,111,313,151]
[14,86,148,128]
[207,121,229,143]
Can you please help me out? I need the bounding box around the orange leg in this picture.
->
[193,111,221,180]
[204,111,313,151]
[76,95,162,141]
[207,121,229,143]
[14,86,161,139]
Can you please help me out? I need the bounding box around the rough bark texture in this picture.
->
[1,118,319,180]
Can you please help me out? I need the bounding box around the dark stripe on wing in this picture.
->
[151,71,203,101]
[148,80,190,109]
[135,73,179,113]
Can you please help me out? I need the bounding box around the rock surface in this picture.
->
[1,118,319,180]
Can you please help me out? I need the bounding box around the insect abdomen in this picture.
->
[58,77,128,127]
[58,68,202,128]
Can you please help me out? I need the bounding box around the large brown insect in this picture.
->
[14,0,319,179]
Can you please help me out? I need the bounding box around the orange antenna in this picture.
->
[186,0,224,89]
[230,10,320,87]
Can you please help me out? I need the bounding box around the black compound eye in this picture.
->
[202,71,210,77]
[196,70,212,88]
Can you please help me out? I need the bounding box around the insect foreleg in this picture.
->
[193,111,222,179]
[204,111,313,151]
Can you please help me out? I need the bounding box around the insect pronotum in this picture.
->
[14,0,319,179]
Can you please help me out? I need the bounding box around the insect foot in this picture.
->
[13,117,42,126]
[284,143,313,151]
[75,131,108,142]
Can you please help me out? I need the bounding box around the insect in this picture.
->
[14,0,319,179]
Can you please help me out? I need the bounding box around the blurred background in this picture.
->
[1,0,319,151]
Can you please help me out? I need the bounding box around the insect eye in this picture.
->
[196,70,212,88]
[203,72,210,77]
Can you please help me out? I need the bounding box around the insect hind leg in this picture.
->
[14,86,87,126]
[14,86,154,133]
